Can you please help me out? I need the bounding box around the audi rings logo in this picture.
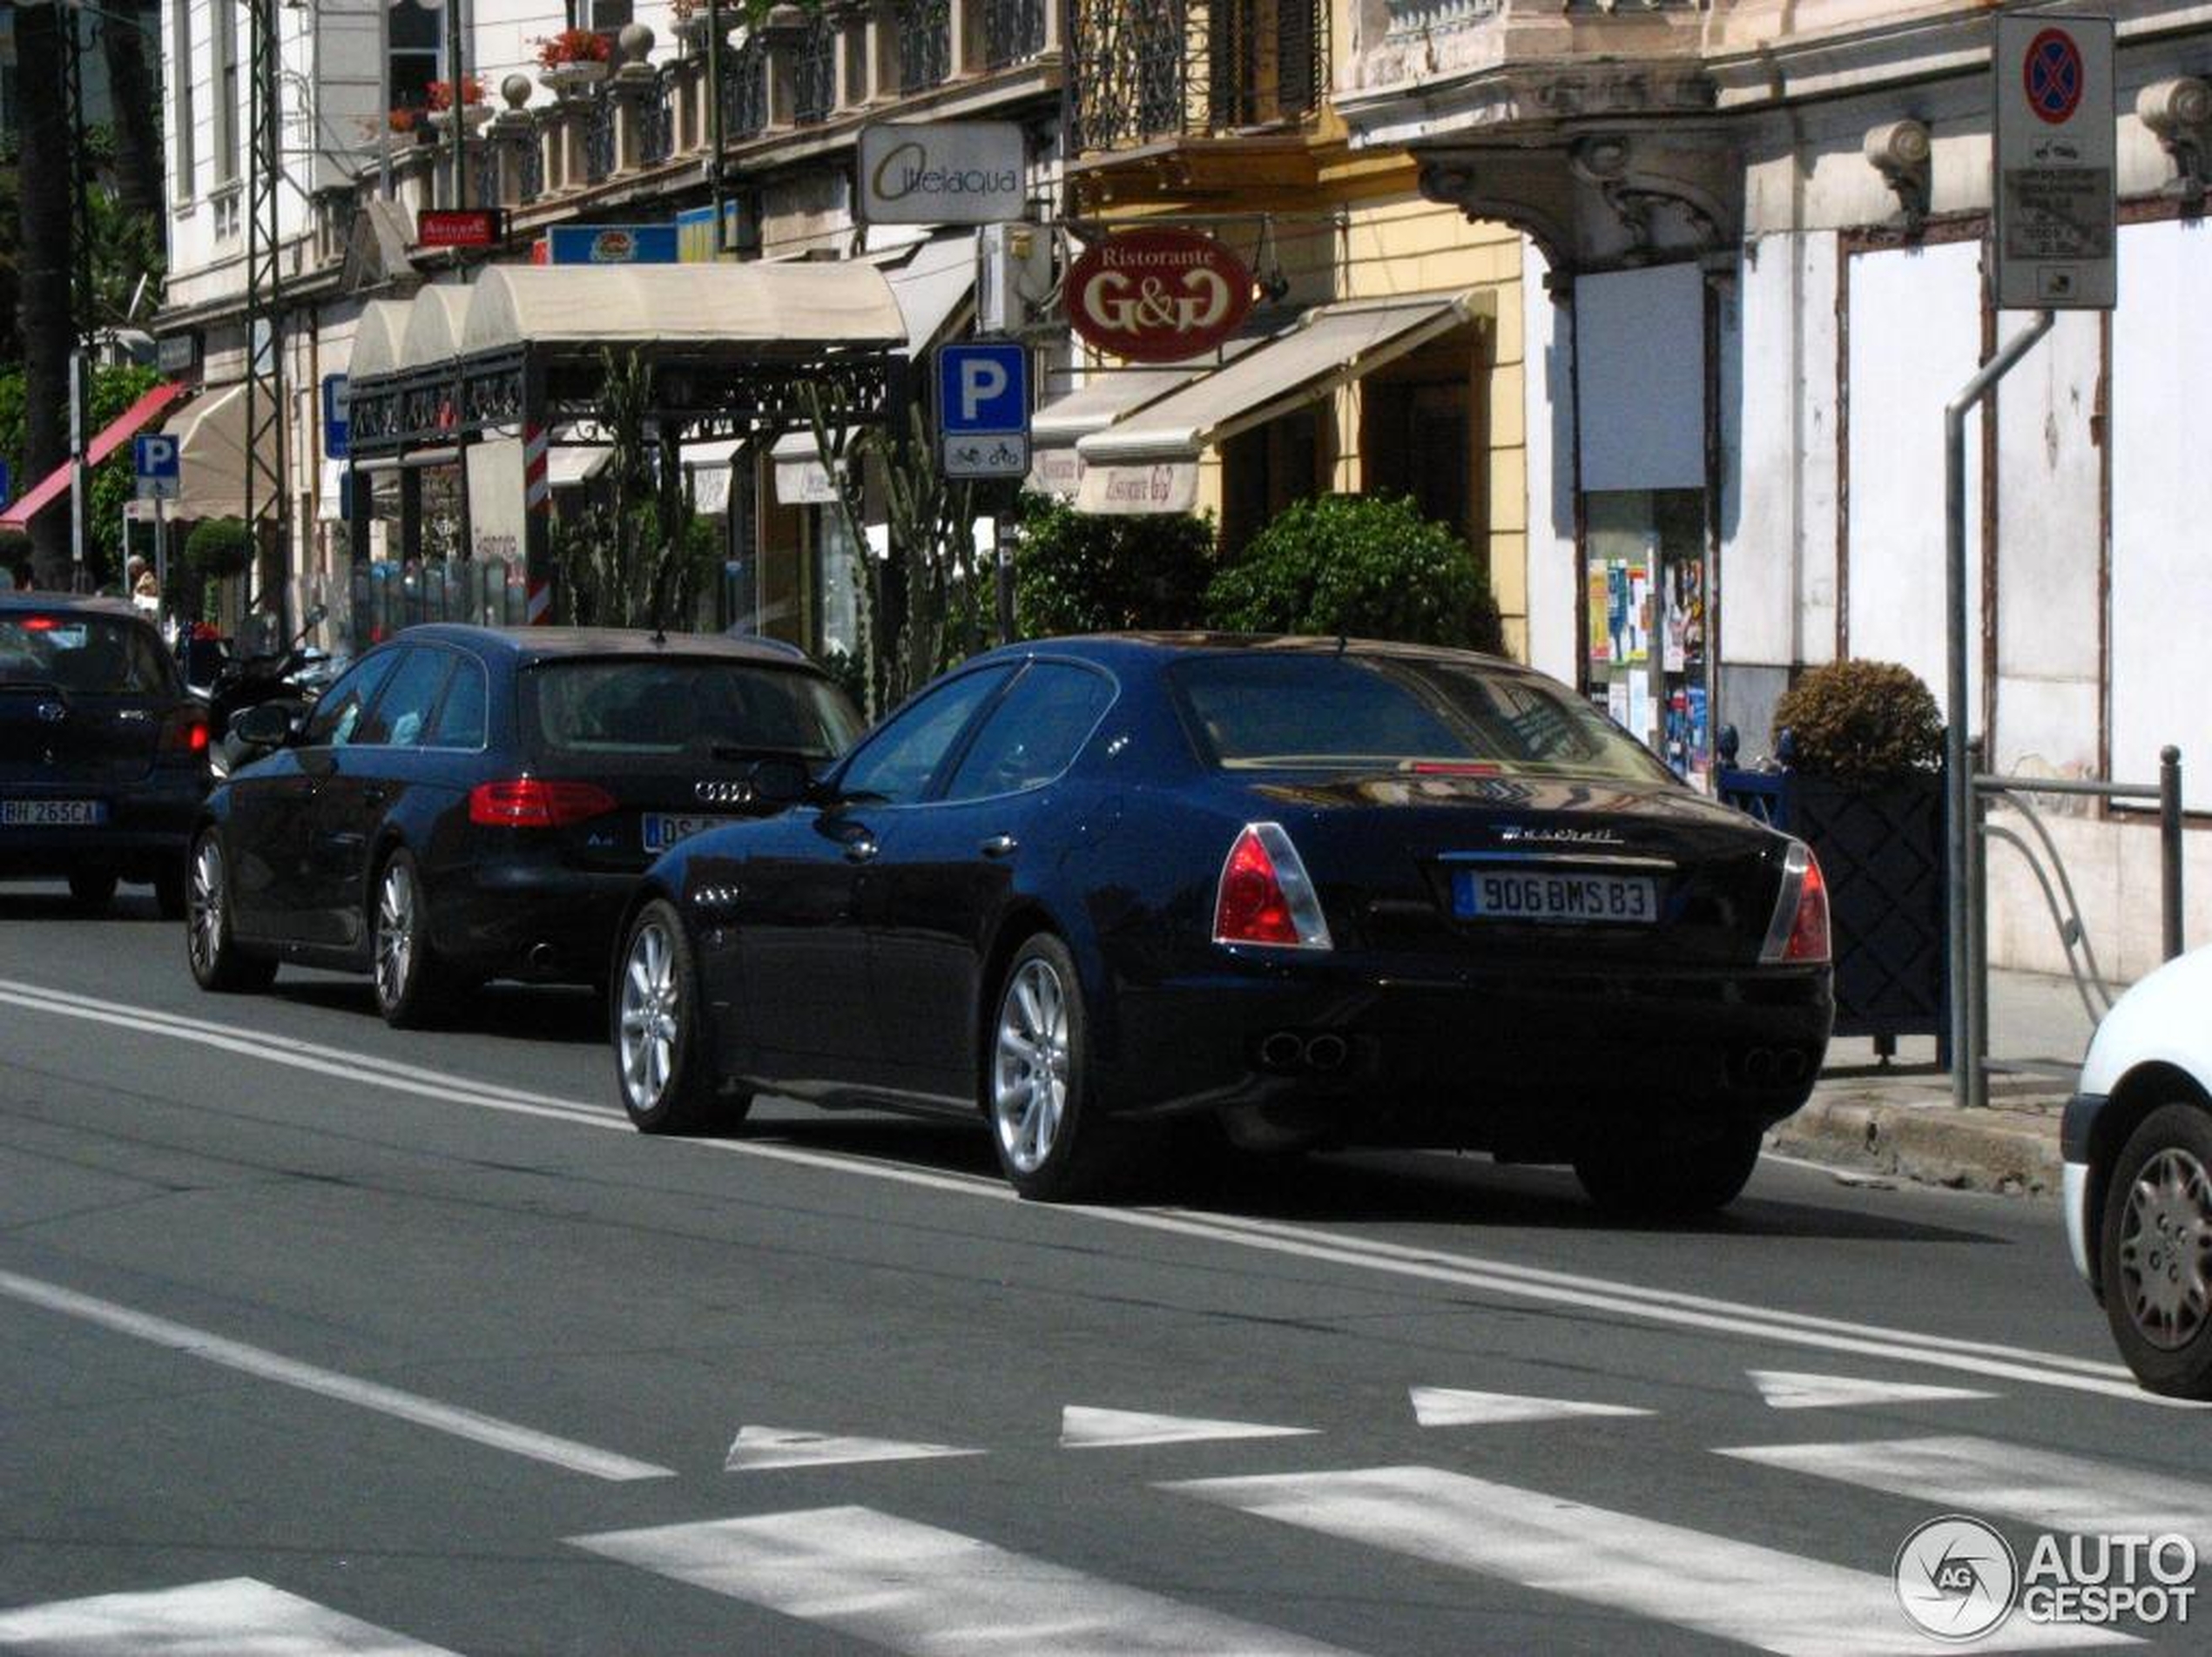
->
[695,780,754,805]
[1895,1516,2020,1642]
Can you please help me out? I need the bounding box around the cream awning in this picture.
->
[459,262,906,355]
[1033,341,1260,450]
[399,284,473,374]
[345,299,415,382]
[884,232,975,361]
[123,384,276,522]
[1076,293,1484,468]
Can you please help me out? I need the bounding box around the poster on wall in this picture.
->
[1664,558,1705,672]
[1588,569,1611,664]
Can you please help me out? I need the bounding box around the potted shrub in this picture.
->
[1740,658,1948,1054]
[183,517,254,583]
[1204,493,1504,653]
[536,28,613,94]
[1011,493,1215,637]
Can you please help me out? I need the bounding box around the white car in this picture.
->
[2066,946,2212,1398]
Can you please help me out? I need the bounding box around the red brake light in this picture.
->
[159,711,209,756]
[469,778,618,828]
[1212,823,1332,950]
[1761,843,1831,964]
[1785,851,1831,963]
[20,616,57,631]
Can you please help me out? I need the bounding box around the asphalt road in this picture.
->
[2,883,2206,1656]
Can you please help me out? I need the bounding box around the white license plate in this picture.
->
[1453,868,1656,924]
[0,798,106,828]
[643,812,738,853]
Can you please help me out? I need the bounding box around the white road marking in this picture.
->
[1719,1435,2212,1552]
[0,979,2178,1406]
[0,1268,673,1483]
[0,1577,460,1654]
[724,1425,981,1472]
[1163,1465,2132,1655]
[1059,1405,1318,1449]
[1407,1385,1650,1428]
[1748,1370,1997,1411]
[569,1505,1360,1655]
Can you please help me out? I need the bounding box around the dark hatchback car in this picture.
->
[610,634,1834,1216]
[186,625,861,1025]
[0,593,208,914]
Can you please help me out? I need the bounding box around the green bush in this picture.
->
[1011,493,1216,637]
[184,516,253,581]
[1204,494,1503,653]
[1772,658,1943,781]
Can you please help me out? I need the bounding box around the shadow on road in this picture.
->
[0,887,171,924]
[266,978,611,1047]
[725,1113,2004,1246]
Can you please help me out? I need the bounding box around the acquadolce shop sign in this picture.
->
[1066,229,1254,364]
[859,121,1025,226]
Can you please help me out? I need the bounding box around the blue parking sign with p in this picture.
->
[134,434,180,501]
[937,341,1028,436]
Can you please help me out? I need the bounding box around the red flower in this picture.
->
[424,76,485,111]
[535,28,613,69]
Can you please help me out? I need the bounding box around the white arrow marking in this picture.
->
[1748,1370,1998,1411]
[0,1579,460,1654]
[724,1425,981,1472]
[1409,1386,1653,1428]
[1060,1405,1318,1449]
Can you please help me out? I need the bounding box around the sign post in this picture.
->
[134,434,181,618]
[936,340,1030,481]
[1946,15,2116,1114]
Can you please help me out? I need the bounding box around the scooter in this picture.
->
[198,605,333,779]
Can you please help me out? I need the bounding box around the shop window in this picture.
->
[570,1,633,29]
[1221,408,1321,558]
[1362,377,1472,542]
[1582,488,1710,788]
[809,505,861,663]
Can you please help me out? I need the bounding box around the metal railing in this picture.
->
[792,14,836,125]
[1070,0,1326,152]
[639,70,676,165]
[583,91,617,184]
[1965,743,2186,1106]
[985,0,1048,65]
[899,0,952,93]
[721,38,768,139]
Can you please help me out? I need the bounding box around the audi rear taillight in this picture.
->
[1759,842,1831,964]
[469,778,617,829]
[158,711,209,756]
[1212,822,1332,950]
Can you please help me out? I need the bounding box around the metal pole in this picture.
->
[448,0,468,207]
[2161,745,2184,961]
[1946,308,2053,1112]
[153,494,167,623]
[379,0,395,200]
[1966,737,1989,1111]
[705,0,727,254]
[67,351,87,590]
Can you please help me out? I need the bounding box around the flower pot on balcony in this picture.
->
[540,60,612,97]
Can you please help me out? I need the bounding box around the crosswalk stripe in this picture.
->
[1163,1465,2130,1655]
[1060,1405,1318,1449]
[569,1506,1359,1655]
[1748,1371,1998,1411]
[1408,1385,1650,1427]
[724,1425,981,1471]
[0,1578,460,1654]
[1719,1435,2212,1551]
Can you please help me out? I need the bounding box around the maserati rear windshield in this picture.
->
[522,657,862,765]
[1170,652,1673,784]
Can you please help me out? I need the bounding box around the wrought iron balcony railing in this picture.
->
[583,91,617,184]
[792,14,836,125]
[899,0,952,93]
[984,0,1048,67]
[721,37,768,140]
[639,69,675,166]
[1070,0,1325,153]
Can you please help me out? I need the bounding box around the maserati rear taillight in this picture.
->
[158,711,209,757]
[1759,842,1831,964]
[469,778,618,829]
[1213,822,1332,950]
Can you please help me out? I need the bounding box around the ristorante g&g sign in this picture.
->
[1067,229,1254,363]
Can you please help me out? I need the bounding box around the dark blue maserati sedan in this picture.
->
[611,635,1833,1216]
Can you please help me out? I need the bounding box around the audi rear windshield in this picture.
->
[520,657,863,765]
[0,615,177,697]
[1170,652,1674,784]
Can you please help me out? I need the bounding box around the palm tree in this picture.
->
[14,1,76,586]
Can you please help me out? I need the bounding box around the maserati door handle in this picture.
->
[979,834,1019,859]
[843,837,879,864]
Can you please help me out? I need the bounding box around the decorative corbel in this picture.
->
[1864,119,1931,237]
[2139,78,2212,209]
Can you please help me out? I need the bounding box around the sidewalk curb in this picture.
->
[1767,1089,2064,1197]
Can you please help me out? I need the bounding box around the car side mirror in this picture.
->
[232,700,303,749]
[745,755,813,808]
